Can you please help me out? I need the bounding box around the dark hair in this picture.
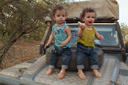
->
[80,7,96,20]
[52,5,67,16]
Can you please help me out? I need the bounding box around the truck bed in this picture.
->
[0,55,127,85]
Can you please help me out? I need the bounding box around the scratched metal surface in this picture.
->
[35,56,94,85]
[35,66,93,85]
[23,56,46,76]
[92,58,115,85]
[0,62,32,78]
[117,62,128,85]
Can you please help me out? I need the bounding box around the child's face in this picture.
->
[53,9,66,24]
[82,12,95,26]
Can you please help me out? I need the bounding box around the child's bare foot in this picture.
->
[93,69,102,78]
[46,69,54,75]
[57,71,66,79]
[78,71,86,80]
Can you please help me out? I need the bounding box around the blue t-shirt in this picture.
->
[53,24,71,48]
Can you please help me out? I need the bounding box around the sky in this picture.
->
[70,0,128,25]
[116,0,128,25]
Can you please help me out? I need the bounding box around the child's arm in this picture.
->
[77,25,85,37]
[77,22,85,37]
[44,29,54,49]
[61,26,72,46]
[95,28,104,40]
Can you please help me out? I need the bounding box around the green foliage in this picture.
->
[22,26,47,41]
[0,0,67,41]
[0,0,68,64]
[120,23,128,40]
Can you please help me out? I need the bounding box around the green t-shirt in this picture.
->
[77,26,95,47]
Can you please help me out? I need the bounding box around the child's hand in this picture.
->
[78,22,85,30]
[78,22,83,26]
[99,35,104,40]
[44,43,49,49]
[80,24,85,30]
[61,41,66,47]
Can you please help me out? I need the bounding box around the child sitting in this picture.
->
[76,7,104,80]
[45,5,72,79]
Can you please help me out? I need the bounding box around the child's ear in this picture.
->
[82,17,85,21]
[53,16,55,20]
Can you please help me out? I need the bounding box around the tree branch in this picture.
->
[0,0,18,8]
[24,26,40,34]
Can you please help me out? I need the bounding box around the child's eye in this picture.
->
[92,17,95,19]
[57,15,60,17]
[62,15,65,17]
[87,16,90,18]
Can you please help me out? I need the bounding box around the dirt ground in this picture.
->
[0,38,41,71]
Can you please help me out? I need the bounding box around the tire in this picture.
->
[46,46,104,71]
